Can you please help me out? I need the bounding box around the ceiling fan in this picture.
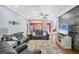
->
[39,12,49,18]
[28,12,49,21]
[32,12,49,18]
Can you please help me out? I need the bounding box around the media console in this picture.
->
[56,33,72,49]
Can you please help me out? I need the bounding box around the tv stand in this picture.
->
[56,33,72,49]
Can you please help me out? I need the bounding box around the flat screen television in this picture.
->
[58,23,69,35]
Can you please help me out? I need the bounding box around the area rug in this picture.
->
[27,40,63,54]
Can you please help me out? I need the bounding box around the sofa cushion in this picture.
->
[6,35,12,41]
[0,41,17,54]
[12,37,18,41]
[15,43,28,53]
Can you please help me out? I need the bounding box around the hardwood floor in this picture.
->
[50,31,79,54]
[27,31,79,54]
[56,42,79,54]
[53,31,79,54]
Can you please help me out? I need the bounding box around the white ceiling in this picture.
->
[4,5,76,27]
[11,5,76,20]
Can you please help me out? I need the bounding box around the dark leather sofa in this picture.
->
[0,32,41,54]
[29,30,49,40]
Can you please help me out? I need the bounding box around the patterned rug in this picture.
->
[27,39,63,54]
